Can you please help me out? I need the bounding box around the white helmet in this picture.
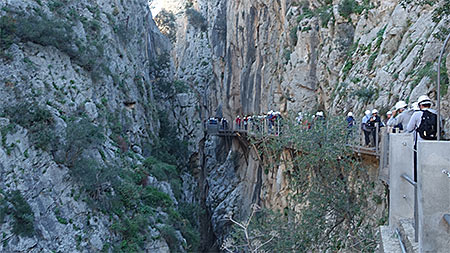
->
[386,111,392,115]
[347,112,353,117]
[417,95,432,105]
[365,110,371,115]
[394,101,407,110]
[412,102,419,111]
[372,109,378,114]
[316,111,324,117]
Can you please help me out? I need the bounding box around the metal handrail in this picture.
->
[401,173,417,187]
[395,229,408,253]
[401,172,419,242]
[444,214,450,226]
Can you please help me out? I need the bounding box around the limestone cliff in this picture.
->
[151,0,450,246]
[0,0,198,252]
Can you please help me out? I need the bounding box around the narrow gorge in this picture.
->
[0,0,449,252]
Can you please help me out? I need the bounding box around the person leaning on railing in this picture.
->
[361,110,372,146]
[366,109,383,147]
[387,100,414,131]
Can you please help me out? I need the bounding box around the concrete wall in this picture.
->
[417,141,450,253]
[389,133,415,228]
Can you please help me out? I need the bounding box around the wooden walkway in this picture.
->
[208,127,381,157]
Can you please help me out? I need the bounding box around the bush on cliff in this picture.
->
[224,115,378,252]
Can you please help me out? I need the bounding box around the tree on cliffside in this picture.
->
[223,115,381,252]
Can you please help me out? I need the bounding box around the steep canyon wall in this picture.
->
[152,0,450,246]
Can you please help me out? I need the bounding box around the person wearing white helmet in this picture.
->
[406,95,441,140]
[384,111,392,125]
[296,112,303,124]
[367,109,382,146]
[406,95,442,184]
[387,100,413,131]
[346,112,354,128]
[361,110,372,146]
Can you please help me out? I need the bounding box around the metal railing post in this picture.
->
[437,32,450,141]
[376,123,379,154]
[414,183,418,242]
[401,173,419,242]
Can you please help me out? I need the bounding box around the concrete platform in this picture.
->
[379,226,402,253]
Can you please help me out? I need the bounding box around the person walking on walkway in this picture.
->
[406,95,441,186]
[367,109,382,147]
[346,112,355,128]
[361,110,372,146]
[384,111,392,126]
[235,116,241,130]
[387,100,413,131]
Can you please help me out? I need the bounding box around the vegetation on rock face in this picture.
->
[338,0,372,19]
[185,8,207,32]
[0,3,131,83]
[154,10,177,43]
[401,0,450,22]
[225,115,381,252]
[0,190,35,237]
[2,103,56,152]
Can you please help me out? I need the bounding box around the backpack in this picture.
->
[416,110,437,140]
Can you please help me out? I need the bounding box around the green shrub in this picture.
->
[185,8,207,31]
[112,215,148,251]
[154,10,177,43]
[338,0,370,19]
[143,156,177,182]
[150,110,189,165]
[341,60,353,80]
[63,117,104,167]
[142,187,173,208]
[338,0,358,19]
[226,116,378,252]
[159,225,179,251]
[367,51,378,71]
[0,193,8,225]
[0,15,16,60]
[9,190,34,237]
[3,103,56,151]
[351,86,376,102]
[2,8,107,82]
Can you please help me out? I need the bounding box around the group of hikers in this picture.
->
[346,94,440,147]
[235,111,283,134]
[205,94,441,147]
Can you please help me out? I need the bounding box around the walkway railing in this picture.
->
[206,118,387,158]
[401,172,418,242]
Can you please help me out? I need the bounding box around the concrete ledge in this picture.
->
[379,226,402,253]
[417,141,450,253]
[389,133,414,228]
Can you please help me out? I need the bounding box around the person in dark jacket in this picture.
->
[367,109,382,147]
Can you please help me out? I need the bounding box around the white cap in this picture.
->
[417,95,432,105]
[394,101,407,110]
[386,111,392,115]
[412,102,419,111]
[372,109,378,114]
[347,112,353,117]
[365,110,371,115]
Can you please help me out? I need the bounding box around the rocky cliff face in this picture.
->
[0,0,198,252]
[151,0,450,246]
[157,0,449,122]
